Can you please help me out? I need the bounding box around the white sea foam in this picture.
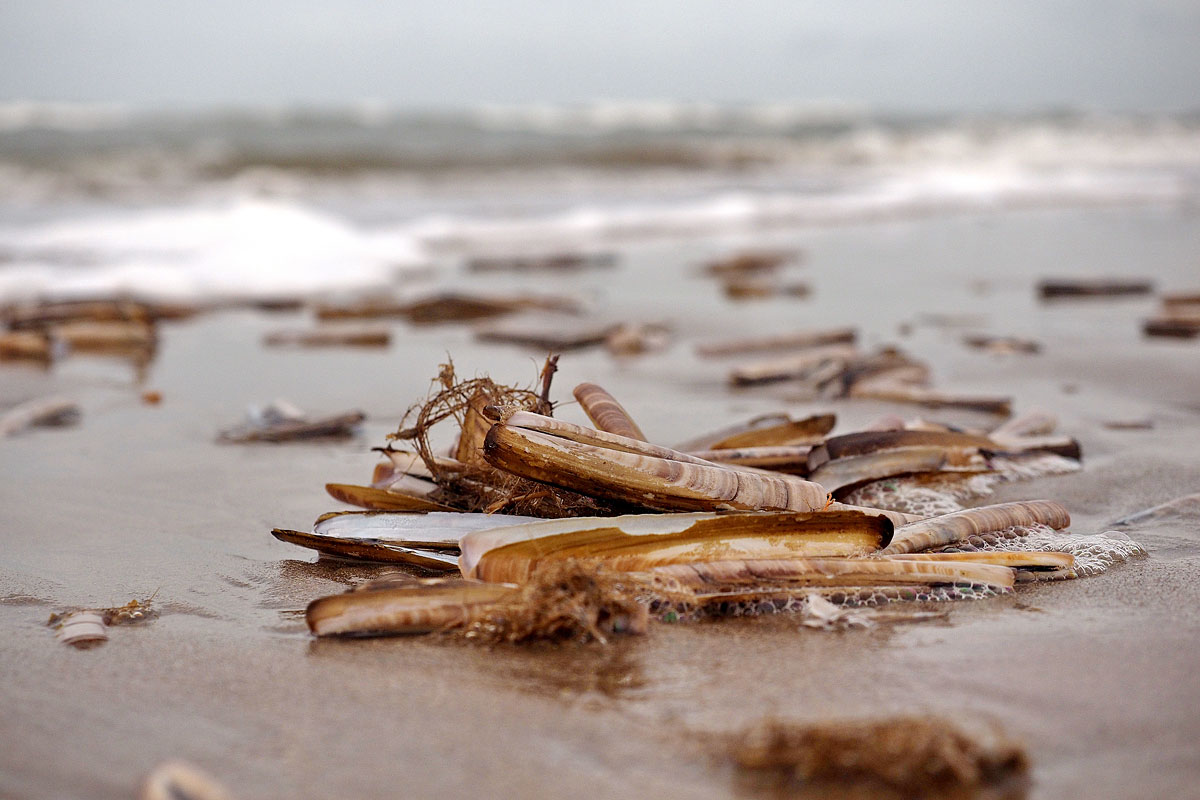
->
[0,198,424,301]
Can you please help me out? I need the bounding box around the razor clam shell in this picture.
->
[702,413,835,450]
[687,445,813,472]
[306,581,515,637]
[272,529,461,569]
[729,344,859,386]
[455,391,495,467]
[573,382,647,441]
[810,447,989,493]
[501,410,714,465]
[462,510,892,583]
[649,556,1016,590]
[880,500,1071,555]
[56,611,108,646]
[848,381,1013,415]
[313,510,541,548]
[139,761,234,800]
[991,411,1058,439]
[483,423,829,514]
[324,483,457,512]
[694,327,857,358]
[809,430,997,469]
[884,551,1075,570]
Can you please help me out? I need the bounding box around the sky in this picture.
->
[1,0,1197,113]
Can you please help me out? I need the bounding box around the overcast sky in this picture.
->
[1,1,1197,113]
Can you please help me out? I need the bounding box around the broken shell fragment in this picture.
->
[139,760,235,800]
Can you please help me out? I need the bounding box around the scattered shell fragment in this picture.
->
[0,396,80,437]
[1038,278,1153,298]
[218,401,365,443]
[263,327,390,347]
[474,314,618,351]
[963,334,1042,355]
[54,611,108,647]
[694,327,856,358]
[139,760,235,800]
[467,251,616,273]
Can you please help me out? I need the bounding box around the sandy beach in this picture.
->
[2,204,1199,798]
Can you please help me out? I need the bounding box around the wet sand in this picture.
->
[3,206,1200,798]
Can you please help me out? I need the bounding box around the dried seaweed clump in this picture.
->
[732,717,1029,797]
[465,561,649,644]
[388,358,613,518]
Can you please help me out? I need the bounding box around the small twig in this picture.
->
[538,354,560,415]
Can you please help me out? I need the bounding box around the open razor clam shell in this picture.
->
[694,327,857,358]
[648,556,1017,590]
[880,500,1071,555]
[483,423,829,514]
[573,382,647,441]
[495,409,716,465]
[325,483,458,512]
[272,529,461,569]
[883,551,1076,570]
[808,430,997,470]
[306,581,517,637]
[461,510,892,583]
[810,446,991,494]
[313,510,542,548]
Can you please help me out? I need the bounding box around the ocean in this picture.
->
[1,101,1198,301]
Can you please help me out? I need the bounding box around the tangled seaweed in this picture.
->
[463,561,649,644]
[385,357,617,518]
[731,716,1029,796]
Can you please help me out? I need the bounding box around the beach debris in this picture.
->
[1,297,197,329]
[473,313,618,351]
[263,327,391,348]
[695,326,857,358]
[315,291,581,324]
[139,760,234,800]
[729,716,1028,796]
[275,359,1140,643]
[51,319,156,352]
[1142,292,1200,339]
[53,611,108,647]
[47,595,157,648]
[0,396,80,437]
[1038,278,1154,299]
[604,322,672,356]
[0,330,54,361]
[218,400,365,443]
[729,344,859,386]
[963,334,1042,355]
[141,390,163,405]
[1112,493,1200,527]
[466,251,616,273]
[721,276,810,301]
[1101,417,1153,430]
[702,249,800,278]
